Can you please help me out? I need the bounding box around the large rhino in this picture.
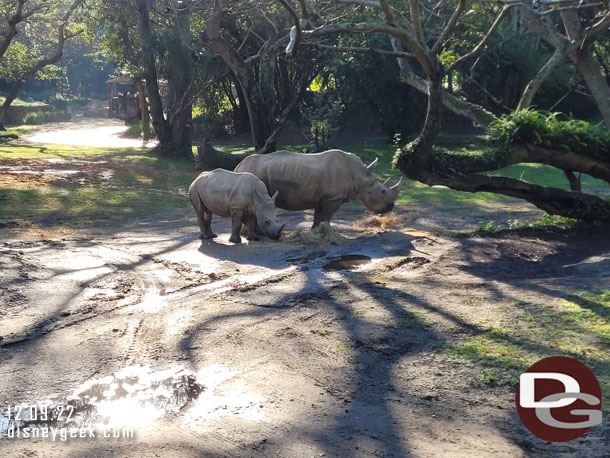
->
[234,149,402,229]
[188,169,285,243]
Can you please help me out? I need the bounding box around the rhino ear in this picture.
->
[366,157,378,171]
[271,190,279,202]
[253,189,265,203]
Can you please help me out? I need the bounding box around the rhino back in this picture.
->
[236,150,360,211]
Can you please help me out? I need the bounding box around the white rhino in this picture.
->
[234,149,402,229]
[188,169,285,243]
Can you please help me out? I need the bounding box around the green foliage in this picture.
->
[476,214,581,234]
[507,214,580,230]
[476,220,504,234]
[302,95,344,151]
[22,109,72,125]
[489,109,610,161]
[122,120,143,139]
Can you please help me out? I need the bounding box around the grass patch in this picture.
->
[446,291,610,412]
[0,142,195,227]
[385,310,430,329]
[0,186,187,226]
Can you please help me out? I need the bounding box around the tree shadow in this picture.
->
[176,230,476,456]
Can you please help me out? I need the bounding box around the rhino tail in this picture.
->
[189,186,206,213]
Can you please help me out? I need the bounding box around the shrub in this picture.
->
[489,109,610,161]
[121,120,143,138]
[51,98,69,111]
[22,109,72,125]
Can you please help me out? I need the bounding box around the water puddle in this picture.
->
[0,366,203,435]
[323,254,372,271]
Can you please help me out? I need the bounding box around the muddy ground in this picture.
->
[0,155,609,458]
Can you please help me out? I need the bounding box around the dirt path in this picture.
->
[22,119,157,148]
[1,197,608,457]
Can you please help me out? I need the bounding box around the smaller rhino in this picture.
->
[189,169,285,244]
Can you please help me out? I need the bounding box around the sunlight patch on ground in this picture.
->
[186,365,265,423]
[26,125,157,149]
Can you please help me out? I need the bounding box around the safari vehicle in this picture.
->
[106,75,167,122]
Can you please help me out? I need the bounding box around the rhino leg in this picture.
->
[197,210,217,239]
[312,201,342,231]
[229,210,244,244]
[245,215,260,241]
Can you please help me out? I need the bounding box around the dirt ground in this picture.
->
[0,153,609,457]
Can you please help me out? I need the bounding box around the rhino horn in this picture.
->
[271,190,279,202]
[279,223,286,232]
[366,157,378,171]
[390,176,403,190]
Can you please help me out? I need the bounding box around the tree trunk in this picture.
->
[162,0,194,159]
[563,170,582,192]
[518,48,566,110]
[573,45,610,127]
[136,81,152,140]
[394,69,444,177]
[197,137,246,170]
[135,0,171,145]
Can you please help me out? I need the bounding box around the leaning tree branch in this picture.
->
[424,170,610,222]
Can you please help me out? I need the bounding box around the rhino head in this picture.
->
[358,158,402,214]
[253,189,285,239]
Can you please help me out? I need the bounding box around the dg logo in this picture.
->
[516,356,603,442]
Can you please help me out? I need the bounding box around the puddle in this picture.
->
[323,254,372,271]
[0,366,203,434]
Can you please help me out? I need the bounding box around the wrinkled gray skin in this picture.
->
[235,150,402,229]
[188,169,285,243]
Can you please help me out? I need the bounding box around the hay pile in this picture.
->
[286,222,346,246]
[356,213,405,231]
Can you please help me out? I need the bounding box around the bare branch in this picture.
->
[278,0,301,57]
[432,0,466,54]
[409,0,425,45]
[446,5,512,74]
[305,42,415,59]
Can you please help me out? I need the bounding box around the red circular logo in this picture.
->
[516,356,602,442]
